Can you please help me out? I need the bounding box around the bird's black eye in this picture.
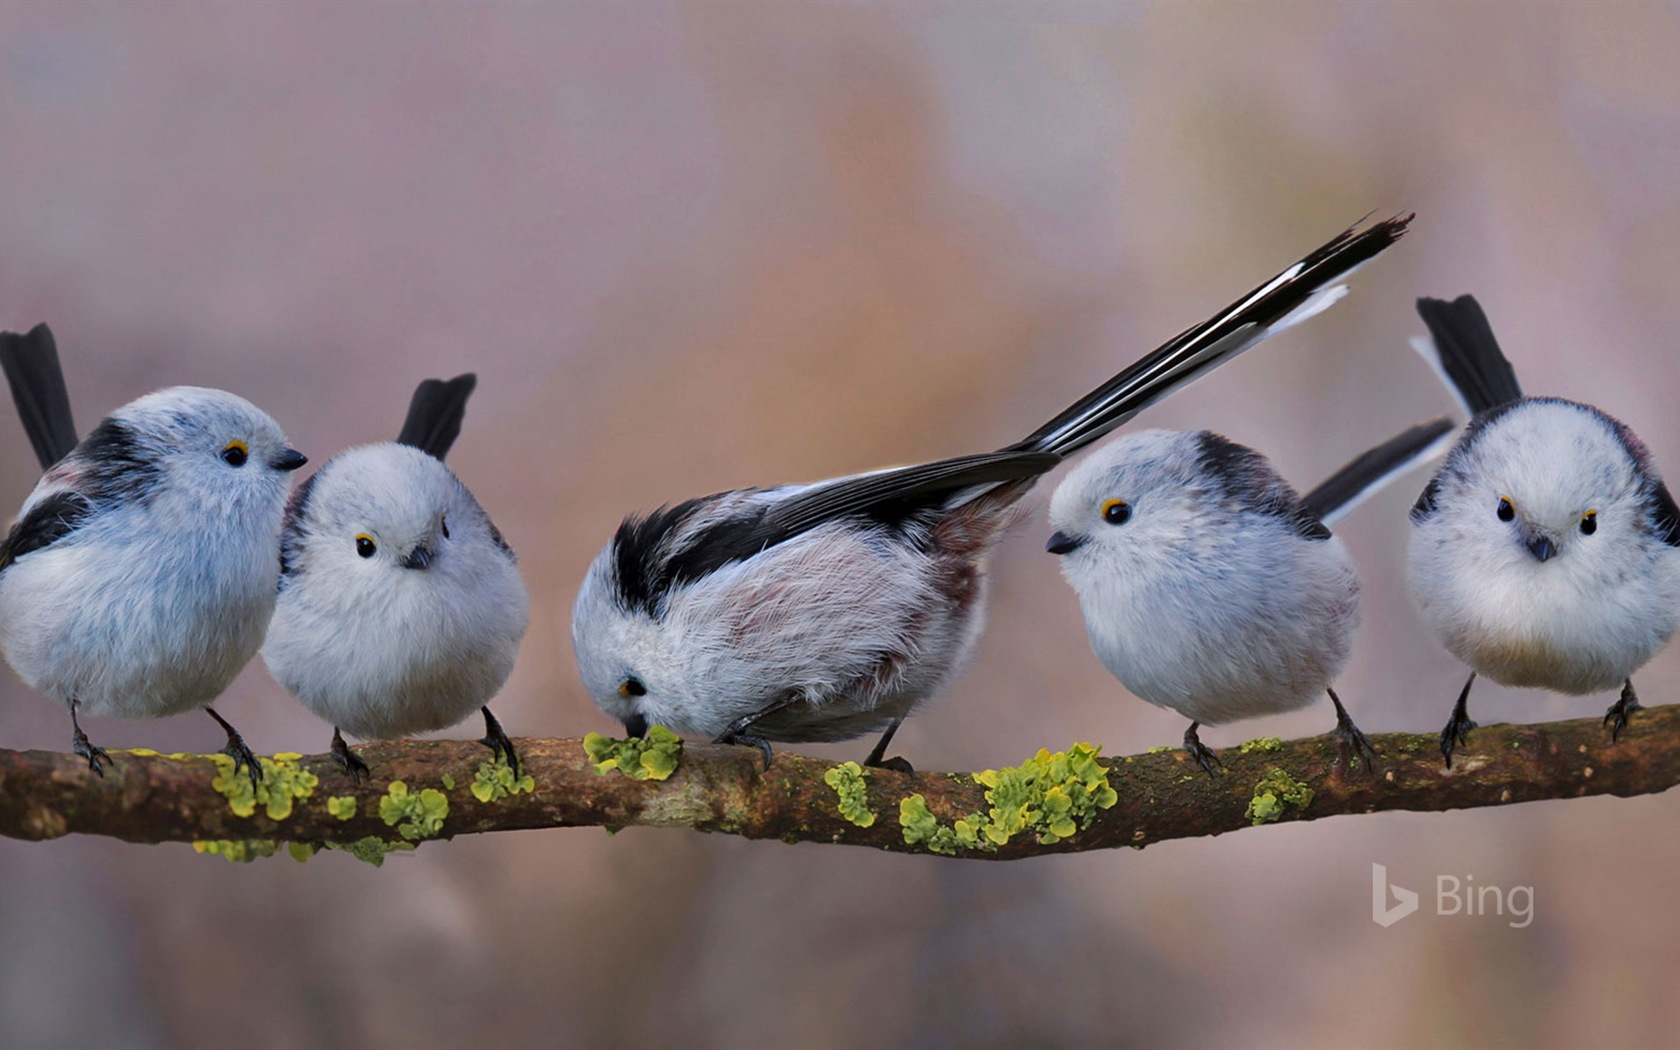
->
[355,534,377,558]
[1102,499,1131,525]
[1581,510,1597,536]
[619,677,647,698]
[1497,497,1515,522]
[221,440,248,467]
[440,514,450,540]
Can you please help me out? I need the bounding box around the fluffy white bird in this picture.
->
[1407,295,1680,766]
[262,375,530,780]
[0,323,307,784]
[1046,420,1452,772]
[571,216,1413,769]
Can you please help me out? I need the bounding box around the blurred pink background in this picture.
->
[4,3,1680,1047]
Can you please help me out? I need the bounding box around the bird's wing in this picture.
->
[276,470,321,583]
[611,450,1059,617]
[760,450,1061,536]
[0,413,161,575]
[1648,480,1680,547]
[1189,430,1332,541]
[0,489,94,572]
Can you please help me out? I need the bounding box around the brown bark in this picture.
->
[1,706,1676,859]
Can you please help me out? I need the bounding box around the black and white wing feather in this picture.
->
[0,413,162,574]
[611,450,1059,617]
[1191,431,1331,541]
[0,490,93,572]
[759,450,1060,535]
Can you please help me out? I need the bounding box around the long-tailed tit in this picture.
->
[1407,295,1680,766]
[1046,419,1453,773]
[262,374,530,781]
[0,323,307,784]
[571,215,1413,769]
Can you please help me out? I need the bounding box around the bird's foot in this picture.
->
[862,719,913,773]
[1183,722,1223,777]
[479,707,521,779]
[1604,681,1643,743]
[713,729,774,771]
[1439,709,1477,770]
[867,756,915,774]
[222,735,263,794]
[1328,689,1377,774]
[331,728,370,784]
[206,707,263,792]
[72,727,111,778]
[1440,674,1478,770]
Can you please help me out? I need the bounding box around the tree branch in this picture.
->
[2,706,1677,860]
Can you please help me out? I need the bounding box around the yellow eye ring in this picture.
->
[355,534,377,558]
[221,439,248,467]
[1581,509,1598,536]
[1102,498,1131,525]
[1497,497,1515,522]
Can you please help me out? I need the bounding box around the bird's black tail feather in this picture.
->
[0,323,79,470]
[1011,214,1414,461]
[1299,416,1456,527]
[1413,295,1523,417]
[396,373,478,461]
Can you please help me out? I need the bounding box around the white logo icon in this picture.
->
[1371,863,1419,927]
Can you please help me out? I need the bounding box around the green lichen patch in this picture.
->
[899,795,959,855]
[379,781,449,840]
[288,842,319,863]
[1238,737,1284,754]
[898,743,1120,853]
[326,796,358,821]
[325,836,416,867]
[209,752,320,820]
[441,773,457,791]
[582,725,682,781]
[1246,767,1315,826]
[192,839,279,863]
[471,755,536,803]
[1145,746,1176,754]
[822,762,877,827]
[975,744,1120,846]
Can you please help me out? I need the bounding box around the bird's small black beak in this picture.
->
[622,714,649,739]
[1527,534,1556,563]
[1046,531,1086,555]
[401,544,434,570]
[272,448,308,472]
